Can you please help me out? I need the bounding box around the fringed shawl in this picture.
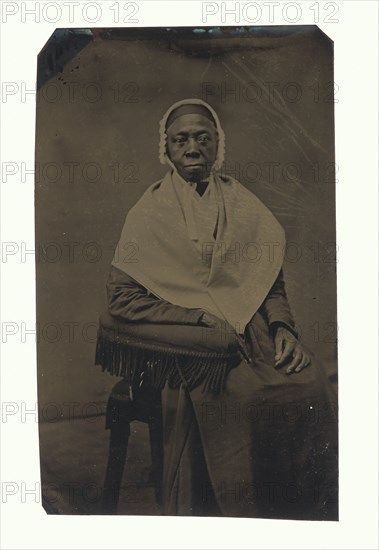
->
[112,170,285,335]
[95,313,241,394]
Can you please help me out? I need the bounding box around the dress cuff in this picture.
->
[269,320,298,340]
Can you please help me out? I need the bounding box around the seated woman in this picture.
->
[103,99,338,520]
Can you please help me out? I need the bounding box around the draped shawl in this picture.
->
[112,170,285,335]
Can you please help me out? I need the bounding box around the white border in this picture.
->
[1,1,378,549]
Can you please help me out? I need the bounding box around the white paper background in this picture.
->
[1,1,378,548]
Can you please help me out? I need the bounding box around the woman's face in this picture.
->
[166,114,218,182]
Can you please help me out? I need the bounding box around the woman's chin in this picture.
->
[183,167,209,182]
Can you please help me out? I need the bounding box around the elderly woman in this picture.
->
[105,99,338,520]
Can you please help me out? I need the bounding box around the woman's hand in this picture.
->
[200,312,252,363]
[199,312,225,328]
[274,326,311,374]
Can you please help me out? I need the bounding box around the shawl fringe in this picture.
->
[95,328,240,395]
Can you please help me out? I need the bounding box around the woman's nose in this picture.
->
[185,138,200,156]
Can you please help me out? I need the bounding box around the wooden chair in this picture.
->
[100,377,163,514]
[95,311,240,514]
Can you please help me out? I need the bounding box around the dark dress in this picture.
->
[106,265,338,520]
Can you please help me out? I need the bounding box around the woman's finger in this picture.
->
[294,355,311,373]
[274,333,284,362]
[285,350,302,374]
[275,340,294,367]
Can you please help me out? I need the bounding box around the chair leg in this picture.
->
[101,422,130,514]
[148,397,163,506]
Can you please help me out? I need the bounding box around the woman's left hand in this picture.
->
[274,326,311,374]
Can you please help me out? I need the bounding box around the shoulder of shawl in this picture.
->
[217,173,258,199]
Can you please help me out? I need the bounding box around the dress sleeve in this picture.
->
[258,269,298,338]
[106,265,204,325]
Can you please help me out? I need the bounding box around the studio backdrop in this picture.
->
[35,26,337,515]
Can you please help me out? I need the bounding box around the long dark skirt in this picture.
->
[161,312,338,520]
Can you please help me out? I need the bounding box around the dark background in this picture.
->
[35,26,337,514]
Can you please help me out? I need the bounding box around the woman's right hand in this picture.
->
[199,312,225,328]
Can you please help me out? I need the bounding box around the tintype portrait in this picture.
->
[36,26,338,520]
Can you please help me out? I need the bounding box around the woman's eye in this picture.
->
[198,135,209,144]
